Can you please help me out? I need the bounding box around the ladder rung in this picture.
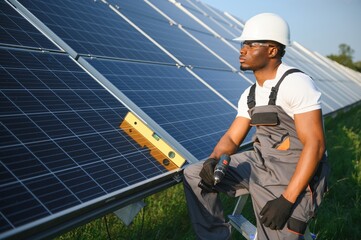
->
[229,214,317,240]
[228,214,256,240]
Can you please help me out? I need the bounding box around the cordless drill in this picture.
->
[213,154,231,185]
[198,154,231,192]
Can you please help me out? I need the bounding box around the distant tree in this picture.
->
[327,44,360,72]
[354,61,361,72]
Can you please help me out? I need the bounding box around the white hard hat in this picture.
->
[234,13,290,46]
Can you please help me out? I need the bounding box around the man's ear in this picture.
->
[269,47,278,58]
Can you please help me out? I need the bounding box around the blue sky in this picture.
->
[201,0,361,62]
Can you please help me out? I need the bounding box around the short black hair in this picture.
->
[278,44,286,58]
[269,40,286,58]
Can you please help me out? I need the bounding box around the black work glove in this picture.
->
[260,195,293,230]
[199,158,218,187]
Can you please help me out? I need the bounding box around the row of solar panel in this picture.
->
[1,0,361,239]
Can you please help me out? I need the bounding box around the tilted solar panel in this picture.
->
[142,0,243,71]
[190,68,251,106]
[183,27,239,69]
[288,46,361,103]
[0,0,57,50]
[189,0,242,30]
[282,49,359,113]
[106,0,166,22]
[0,47,184,239]
[147,0,208,33]
[116,7,231,69]
[14,0,174,63]
[86,57,237,159]
[172,0,238,40]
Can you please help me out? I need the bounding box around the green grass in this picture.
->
[309,105,361,239]
[57,104,361,240]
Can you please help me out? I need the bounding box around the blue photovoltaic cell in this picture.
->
[175,0,238,40]
[0,1,57,50]
[185,28,240,69]
[0,48,172,235]
[106,0,165,22]
[148,0,209,33]
[190,68,251,106]
[282,51,348,112]
[285,49,361,107]
[172,0,201,13]
[188,0,241,28]
[87,57,237,159]
[118,8,231,69]
[190,68,255,143]
[149,0,242,40]
[16,0,173,63]
[194,6,243,38]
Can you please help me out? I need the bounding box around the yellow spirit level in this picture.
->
[120,112,186,171]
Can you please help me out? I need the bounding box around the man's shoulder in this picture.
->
[278,64,309,79]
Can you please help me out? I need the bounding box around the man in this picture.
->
[183,13,329,239]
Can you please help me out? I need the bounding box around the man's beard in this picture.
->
[240,64,251,71]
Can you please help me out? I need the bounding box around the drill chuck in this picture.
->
[213,154,231,185]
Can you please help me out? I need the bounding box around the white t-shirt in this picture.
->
[237,64,321,119]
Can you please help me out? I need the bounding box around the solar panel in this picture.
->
[15,0,174,63]
[116,6,231,69]
[283,48,359,113]
[183,27,239,69]
[0,48,183,239]
[86,57,237,159]
[106,0,166,22]
[147,0,208,33]
[288,46,361,102]
[190,0,241,27]
[191,0,244,37]
[172,0,238,40]
[190,68,250,106]
[0,0,57,50]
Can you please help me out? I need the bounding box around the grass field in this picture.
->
[57,103,361,240]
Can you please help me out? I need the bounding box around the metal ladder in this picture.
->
[228,192,316,240]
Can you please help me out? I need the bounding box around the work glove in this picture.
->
[260,195,293,230]
[199,158,218,187]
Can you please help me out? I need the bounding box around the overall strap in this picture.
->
[247,83,257,109]
[268,69,303,105]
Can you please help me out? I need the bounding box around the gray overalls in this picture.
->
[183,69,329,240]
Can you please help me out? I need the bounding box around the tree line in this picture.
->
[327,43,361,72]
